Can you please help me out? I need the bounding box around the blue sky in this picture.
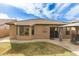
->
[0,1,79,22]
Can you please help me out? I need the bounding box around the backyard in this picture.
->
[0,42,76,56]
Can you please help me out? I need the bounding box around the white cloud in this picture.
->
[63,5,79,20]
[0,1,74,21]
[23,3,49,18]
[50,3,63,13]
[0,2,45,18]
[0,13,10,19]
[65,5,79,19]
[0,0,46,9]
[0,13,22,20]
[73,18,79,21]
[0,0,28,10]
[54,4,69,13]
[0,0,28,6]
[42,8,52,18]
[0,1,52,18]
[0,1,54,19]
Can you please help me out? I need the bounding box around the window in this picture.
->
[65,27,70,35]
[24,28,29,35]
[19,26,25,35]
[55,27,58,31]
[16,26,29,36]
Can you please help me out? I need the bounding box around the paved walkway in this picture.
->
[49,39,79,56]
[0,37,79,55]
[0,37,10,42]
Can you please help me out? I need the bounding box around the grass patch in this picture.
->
[0,42,76,56]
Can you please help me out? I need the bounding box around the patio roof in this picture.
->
[61,23,79,27]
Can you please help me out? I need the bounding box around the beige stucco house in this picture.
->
[7,18,74,41]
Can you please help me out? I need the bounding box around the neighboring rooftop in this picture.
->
[0,19,16,29]
[0,19,16,25]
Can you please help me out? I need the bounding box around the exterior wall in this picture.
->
[10,25,33,40]
[33,25,50,39]
[0,24,9,38]
[62,29,71,39]
[10,25,50,40]
[9,25,16,39]
[10,24,62,40]
[0,29,9,38]
[10,24,69,40]
[62,27,79,39]
[62,27,74,39]
[16,36,32,40]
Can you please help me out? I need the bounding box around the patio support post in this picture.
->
[75,27,78,43]
[59,27,63,41]
[70,27,75,42]
[70,27,73,42]
[76,27,78,35]
[70,27,76,43]
[29,26,32,36]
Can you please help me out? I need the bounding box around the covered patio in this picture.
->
[60,23,79,44]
